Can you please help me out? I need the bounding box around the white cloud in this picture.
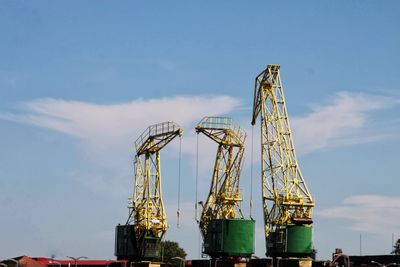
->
[290,92,399,154]
[243,91,400,168]
[1,92,398,198]
[1,91,397,158]
[0,95,240,198]
[0,95,240,150]
[318,195,400,234]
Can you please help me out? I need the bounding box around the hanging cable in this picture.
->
[195,133,199,223]
[195,133,201,258]
[250,124,254,219]
[177,136,182,228]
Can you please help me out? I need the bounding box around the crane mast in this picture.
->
[115,121,183,261]
[251,65,314,258]
[196,117,254,259]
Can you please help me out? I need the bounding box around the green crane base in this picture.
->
[114,225,161,261]
[203,219,255,258]
[286,225,312,255]
[267,225,313,258]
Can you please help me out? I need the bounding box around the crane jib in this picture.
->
[252,64,315,258]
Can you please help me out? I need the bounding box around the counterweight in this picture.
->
[251,65,314,258]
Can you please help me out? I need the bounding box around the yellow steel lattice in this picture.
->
[251,65,314,239]
[129,121,183,245]
[196,116,246,239]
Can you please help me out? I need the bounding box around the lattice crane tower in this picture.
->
[251,65,314,258]
[196,117,254,259]
[115,121,183,261]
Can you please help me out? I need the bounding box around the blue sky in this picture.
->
[1,0,400,261]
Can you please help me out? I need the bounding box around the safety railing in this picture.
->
[135,121,181,152]
[197,116,246,141]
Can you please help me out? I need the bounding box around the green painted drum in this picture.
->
[204,219,255,258]
[286,225,312,254]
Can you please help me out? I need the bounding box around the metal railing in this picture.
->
[135,121,181,152]
[197,116,246,141]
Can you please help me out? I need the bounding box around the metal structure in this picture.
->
[251,64,314,257]
[196,117,254,258]
[115,121,183,261]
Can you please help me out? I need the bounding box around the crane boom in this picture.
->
[196,117,254,259]
[251,65,314,258]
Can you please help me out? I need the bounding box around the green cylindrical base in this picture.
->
[286,225,312,255]
[204,219,255,258]
[115,224,139,260]
[114,225,161,261]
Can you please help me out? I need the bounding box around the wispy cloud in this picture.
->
[0,95,241,196]
[318,195,400,233]
[0,95,240,150]
[0,92,398,195]
[1,91,398,156]
[244,91,400,169]
[290,91,399,154]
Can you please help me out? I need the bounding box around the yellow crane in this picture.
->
[251,65,314,258]
[115,121,183,261]
[196,116,254,259]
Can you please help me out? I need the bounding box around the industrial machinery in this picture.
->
[251,65,314,258]
[115,121,183,261]
[196,116,254,259]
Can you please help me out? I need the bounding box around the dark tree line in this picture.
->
[393,238,400,255]
[161,240,187,264]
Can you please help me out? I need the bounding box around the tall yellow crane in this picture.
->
[251,65,314,258]
[196,117,254,259]
[115,121,183,261]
